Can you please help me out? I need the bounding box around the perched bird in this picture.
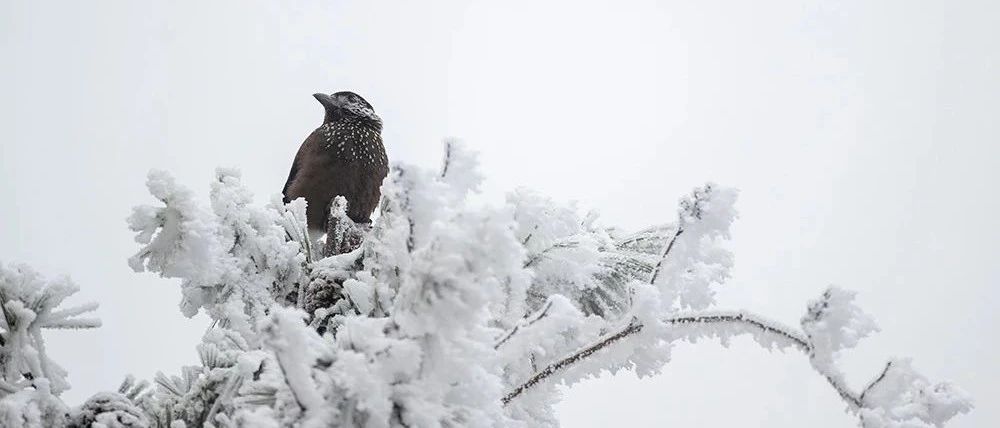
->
[282,91,389,240]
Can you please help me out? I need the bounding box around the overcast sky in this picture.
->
[1,1,997,426]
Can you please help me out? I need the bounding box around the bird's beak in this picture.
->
[313,93,335,109]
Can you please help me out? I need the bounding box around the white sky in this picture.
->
[1,1,997,426]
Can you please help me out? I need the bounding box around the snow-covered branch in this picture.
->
[494,299,554,350]
[0,262,101,425]
[0,143,971,427]
[504,299,970,427]
[502,319,642,405]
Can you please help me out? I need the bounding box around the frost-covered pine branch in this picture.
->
[0,262,101,426]
[0,143,972,427]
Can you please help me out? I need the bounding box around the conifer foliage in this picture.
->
[0,143,971,427]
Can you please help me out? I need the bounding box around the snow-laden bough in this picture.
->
[0,142,972,427]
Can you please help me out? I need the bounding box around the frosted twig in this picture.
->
[262,310,324,415]
[205,373,244,424]
[648,224,683,285]
[440,141,453,179]
[274,349,308,413]
[503,310,869,415]
[494,299,555,350]
[859,360,894,406]
[394,167,416,254]
[820,371,863,410]
[523,241,580,268]
[324,196,364,257]
[502,319,642,404]
[521,224,540,246]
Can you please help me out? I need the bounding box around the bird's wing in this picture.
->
[281,152,300,204]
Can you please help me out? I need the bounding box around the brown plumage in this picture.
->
[282,91,389,233]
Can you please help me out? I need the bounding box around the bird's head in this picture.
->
[314,91,382,131]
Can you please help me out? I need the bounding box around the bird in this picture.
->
[282,91,389,242]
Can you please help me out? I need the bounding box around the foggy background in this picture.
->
[2,1,997,425]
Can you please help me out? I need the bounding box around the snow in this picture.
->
[259,307,327,421]
[0,144,972,427]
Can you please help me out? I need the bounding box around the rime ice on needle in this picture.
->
[0,142,972,427]
[0,263,100,426]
